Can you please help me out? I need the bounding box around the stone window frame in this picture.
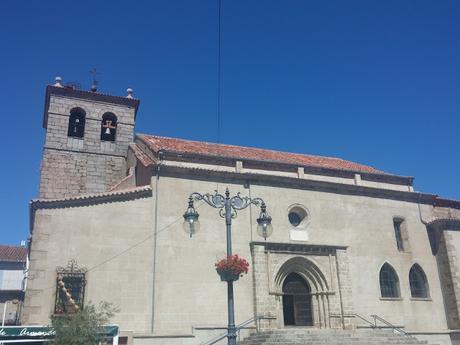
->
[67,107,86,139]
[100,112,118,142]
[393,217,410,253]
[379,262,402,300]
[409,263,430,300]
[287,204,310,229]
[54,259,87,314]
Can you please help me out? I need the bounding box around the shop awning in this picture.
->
[0,325,119,343]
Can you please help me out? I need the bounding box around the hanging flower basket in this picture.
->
[218,270,240,282]
[215,255,249,282]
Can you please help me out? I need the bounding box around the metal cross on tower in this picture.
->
[89,68,99,92]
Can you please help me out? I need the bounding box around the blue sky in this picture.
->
[0,1,459,245]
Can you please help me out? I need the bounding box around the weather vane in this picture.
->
[89,68,100,92]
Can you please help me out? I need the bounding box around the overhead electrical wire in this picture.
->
[33,202,205,293]
[35,0,226,295]
[217,0,222,145]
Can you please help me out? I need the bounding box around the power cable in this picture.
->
[217,0,222,145]
[216,0,223,193]
[31,202,204,293]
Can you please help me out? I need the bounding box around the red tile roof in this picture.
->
[137,134,385,175]
[129,143,156,167]
[0,245,27,262]
[31,185,152,204]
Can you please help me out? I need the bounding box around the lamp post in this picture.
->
[183,188,273,345]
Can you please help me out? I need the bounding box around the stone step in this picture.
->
[238,329,436,345]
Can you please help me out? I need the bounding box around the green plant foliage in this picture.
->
[51,301,118,345]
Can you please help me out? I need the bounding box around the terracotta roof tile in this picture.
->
[0,245,27,262]
[129,143,156,167]
[30,186,153,233]
[137,134,385,175]
[31,185,152,205]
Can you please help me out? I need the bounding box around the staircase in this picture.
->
[238,329,437,345]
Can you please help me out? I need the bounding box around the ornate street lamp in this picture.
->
[183,188,273,345]
[182,196,201,237]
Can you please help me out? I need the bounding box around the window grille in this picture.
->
[409,264,429,298]
[54,259,87,314]
[379,263,400,298]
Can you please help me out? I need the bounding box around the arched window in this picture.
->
[379,263,400,298]
[67,107,86,138]
[409,264,429,298]
[288,205,309,227]
[100,112,117,141]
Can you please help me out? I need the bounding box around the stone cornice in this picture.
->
[159,164,448,207]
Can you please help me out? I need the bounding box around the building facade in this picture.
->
[23,79,460,345]
[0,244,28,326]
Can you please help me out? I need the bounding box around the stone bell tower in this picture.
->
[39,77,140,199]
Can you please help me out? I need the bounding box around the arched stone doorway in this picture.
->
[282,272,313,326]
[274,256,331,328]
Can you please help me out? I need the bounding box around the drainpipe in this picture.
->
[417,192,430,226]
[151,153,163,333]
[2,301,7,327]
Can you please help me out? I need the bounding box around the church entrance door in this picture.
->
[282,273,313,326]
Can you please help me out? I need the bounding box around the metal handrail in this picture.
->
[351,313,376,328]
[201,315,268,345]
[370,314,407,335]
[201,313,406,344]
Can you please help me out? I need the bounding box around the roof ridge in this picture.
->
[129,142,156,167]
[138,134,365,164]
[137,133,384,174]
[0,244,26,249]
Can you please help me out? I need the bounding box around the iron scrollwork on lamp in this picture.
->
[182,188,273,345]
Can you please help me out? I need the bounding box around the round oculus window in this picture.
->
[287,206,309,227]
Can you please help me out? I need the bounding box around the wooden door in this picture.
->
[282,273,313,326]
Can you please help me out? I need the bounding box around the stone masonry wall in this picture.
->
[251,244,274,330]
[251,244,354,330]
[39,150,126,199]
[39,94,136,199]
[335,249,354,329]
[438,231,460,329]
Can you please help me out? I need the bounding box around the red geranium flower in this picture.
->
[215,254,250,277]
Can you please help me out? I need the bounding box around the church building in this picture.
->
[23,78,460,345]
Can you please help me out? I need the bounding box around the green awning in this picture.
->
[0,327,55,339]
[0,325,118,340]
[102,325,119,337]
